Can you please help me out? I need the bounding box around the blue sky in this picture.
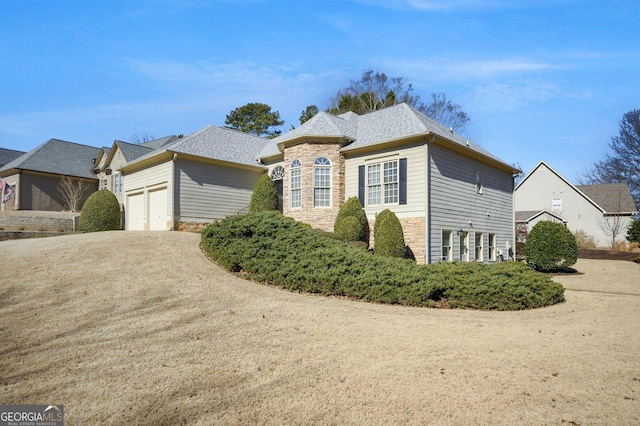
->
[1,0,637,181]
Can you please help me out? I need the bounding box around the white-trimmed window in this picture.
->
[442,230,452,261]
[475,232,483,262]
[476,171,483,194]
[552,198,562,214]
[114,174,123,194]
[313,157,331,207]
[270,165,284,181]
[99,179,108,190]
[290,159,302,209]
[367,159,398,205]
[489,233,496,261]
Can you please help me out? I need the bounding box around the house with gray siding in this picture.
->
[514,160,638,247]
[259,103,520,264]
[118,126,267,231]
[0,139,99,212]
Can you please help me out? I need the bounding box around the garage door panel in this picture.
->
[148,187,168,231]
[127,193,145,231]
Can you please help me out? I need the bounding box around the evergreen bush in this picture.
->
[525,221,578,271]
[249,175,279,212]
[373,209,405,258]
[200,211,565,310]
[335,216,362,242]
[78,190,121,232]
[333,197,365,241]
[627,218,640,243]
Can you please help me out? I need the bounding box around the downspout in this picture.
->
[425,135,435,264]
[171,153,177,231]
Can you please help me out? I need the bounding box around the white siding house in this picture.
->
[514,160,638,247]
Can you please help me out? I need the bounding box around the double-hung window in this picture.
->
[290,159,302,209]
[313,157,331,207]
[367,159,398,205]
[114,174,123,194]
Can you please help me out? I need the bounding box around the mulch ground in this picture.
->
[579,249,640,261]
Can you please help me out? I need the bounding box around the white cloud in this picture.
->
[387,56,564,82]
[470,79,590,112]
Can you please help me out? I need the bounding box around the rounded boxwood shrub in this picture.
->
[79,190,121,232]
[334,197,365,241]
[525,221,578,271]
[373,209,405,258]
[249,175,279,212]
[335,216,363,242]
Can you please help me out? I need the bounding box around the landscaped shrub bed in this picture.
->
[201,212,565,310]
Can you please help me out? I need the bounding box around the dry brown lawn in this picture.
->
[1,231,639,425]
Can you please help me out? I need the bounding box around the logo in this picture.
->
[0,404,64,426]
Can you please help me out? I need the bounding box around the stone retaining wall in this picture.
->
[0,211,80,232]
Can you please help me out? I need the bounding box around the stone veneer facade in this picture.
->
[283,141,346,232]
[366,216,426,264]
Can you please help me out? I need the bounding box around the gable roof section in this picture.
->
[576,183,637,214]
[515,210,567,223]
[516,160,638,214]
[0,139,100,179]
[122,125,268,171]
[0,148,26,166]
[260,103,516,172]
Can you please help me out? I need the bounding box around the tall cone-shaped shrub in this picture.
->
[334,196,365,241]
[249,175,279,212]
[373,209,405,258]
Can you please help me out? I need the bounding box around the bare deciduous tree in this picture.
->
[58,176,89,212]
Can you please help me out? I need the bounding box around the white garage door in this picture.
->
[127,192,145,231]
[148,187,168,231]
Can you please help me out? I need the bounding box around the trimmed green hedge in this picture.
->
[525,221,578,272]
[79,190,121,232]
[201,212,565,310]
[374,209,405,258]
[249,175,279,212]
[334,197,365,241]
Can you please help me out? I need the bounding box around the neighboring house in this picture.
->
[0,139,100,211]
[258,103,519,264]
[0,148,26,168]
[515,209,567,232]
[118,126,267,231]
[514,160,638,247]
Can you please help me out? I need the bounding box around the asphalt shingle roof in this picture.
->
[261,103,510,167]
[0,148,26,166]
[114,141,154,162]
[0,139,100,179]
[129,126,268,168]
[139,135,179,149]
[576,183,638,213]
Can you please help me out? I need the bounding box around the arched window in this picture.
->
[313,157,331,207]
[290,159,302,208]
[270,165,284,180]
[270,166,285,212]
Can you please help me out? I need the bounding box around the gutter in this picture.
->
[171,153,177,231]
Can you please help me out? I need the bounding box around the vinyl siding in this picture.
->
[123,160,173,230]
[344,142,427,219]
[428,144,514,262]
[514,163,631,247]
[175,158,264,222]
